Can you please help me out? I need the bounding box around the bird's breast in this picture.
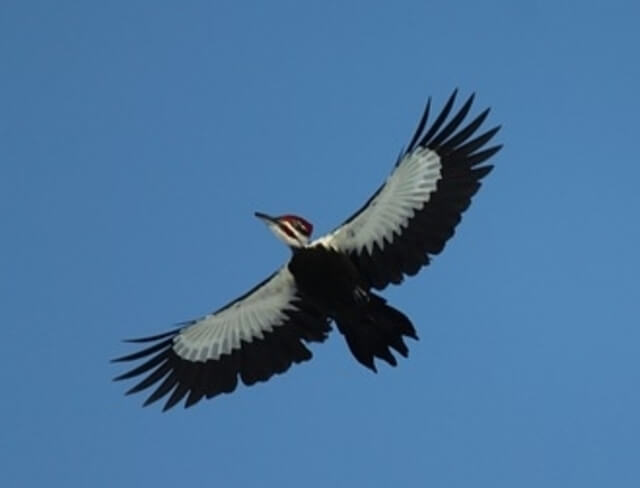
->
[288,245,363,315]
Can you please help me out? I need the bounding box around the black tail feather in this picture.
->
[337,295,418,372]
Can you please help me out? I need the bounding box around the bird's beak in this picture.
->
[254,211,278,225]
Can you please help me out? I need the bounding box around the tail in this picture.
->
[336,294,418,372]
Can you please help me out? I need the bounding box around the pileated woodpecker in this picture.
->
[114,90,502,410]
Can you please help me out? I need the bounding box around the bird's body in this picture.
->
[289,243,417,370]
[114,90,502,410]
[289,244,364,317]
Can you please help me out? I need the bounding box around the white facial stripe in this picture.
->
[275,221,309,247]
[284,221,304,240]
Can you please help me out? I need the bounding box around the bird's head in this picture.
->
[254,212,313,249]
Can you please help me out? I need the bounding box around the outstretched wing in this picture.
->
[113,267,330,411]
[315,90,501,290]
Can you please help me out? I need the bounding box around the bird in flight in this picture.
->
[113,90,502,411]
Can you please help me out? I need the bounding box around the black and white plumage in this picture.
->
[113,90,502,410]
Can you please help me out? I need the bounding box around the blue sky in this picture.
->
[2,1,639,486]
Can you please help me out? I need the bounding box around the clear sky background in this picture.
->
[2,1,639,486]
